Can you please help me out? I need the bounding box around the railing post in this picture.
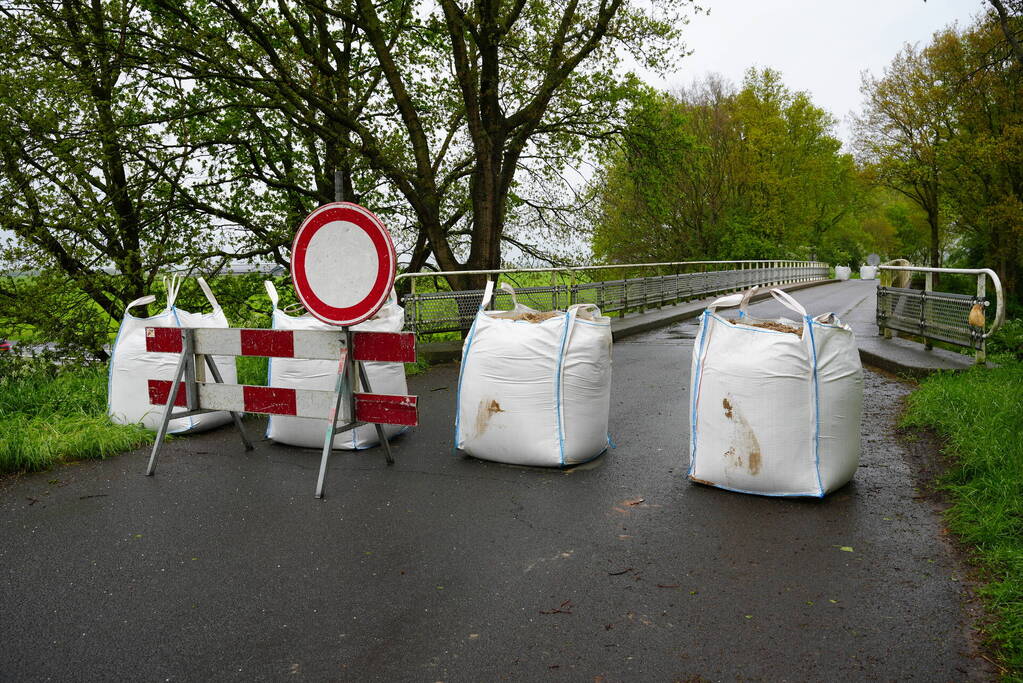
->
[656,266,664,309]
[877,277,891,339]
[923,272,933,350]
[640,267,647,313]
[623,269,629,316]
[976,273,987,365]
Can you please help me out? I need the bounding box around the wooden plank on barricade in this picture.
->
[148,380,417,425]
[145,327,347,360]
[148,380,349,420]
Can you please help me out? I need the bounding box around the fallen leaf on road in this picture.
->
[540,600,573,615]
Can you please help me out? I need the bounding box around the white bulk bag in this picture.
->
[859,265,877,280]
[264,281,409,449]
[835,265,851,281]
[455,282,612,467]
[108,276,236,433]
[688,288,863,497]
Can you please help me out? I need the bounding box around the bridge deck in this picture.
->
[421,278,979,376]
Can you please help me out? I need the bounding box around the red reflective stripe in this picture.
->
[355,393,418,426]
[145,328,183,353]
[352,331,416,363]
[243,385,297,416]
[148,380,187,407]
[240,329,294,358]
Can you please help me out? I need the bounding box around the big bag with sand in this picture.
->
[108,275,236,433]
[688,287,863,496]
[455,282,613,467]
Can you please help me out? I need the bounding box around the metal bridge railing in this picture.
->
[876,265,1006,364]
[395,260,830,336]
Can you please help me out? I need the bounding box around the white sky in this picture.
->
[644,0,986,147]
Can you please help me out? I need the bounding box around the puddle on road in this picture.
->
[620,320,701,344]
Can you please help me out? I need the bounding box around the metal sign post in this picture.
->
[290,202,406,497]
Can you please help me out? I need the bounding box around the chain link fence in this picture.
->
[397,261,830,336]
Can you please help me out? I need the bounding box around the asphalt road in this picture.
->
[0,291,993,681]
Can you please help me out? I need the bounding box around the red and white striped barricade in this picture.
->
[143,325,417,497]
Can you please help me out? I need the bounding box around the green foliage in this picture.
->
[0,353,152,474]
[988,318,1023,360]
[0,0,232,359]
[902,359,1023,674]
[857,11,1023,307]
[591,70,860,264]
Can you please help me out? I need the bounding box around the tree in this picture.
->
[591,70,857,265]
[0,0,216,358]
[854,42,955,271]
[931,17,1023,297]
[147,0,694,290]
[987,0,1023,67]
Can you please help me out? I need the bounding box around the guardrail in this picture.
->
[395,260,830,335]
[876,265,1006,364]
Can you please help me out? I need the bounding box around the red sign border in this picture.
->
[290,202,396,327]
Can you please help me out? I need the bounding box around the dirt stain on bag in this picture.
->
[475,398,505,436]
[722,396,762,475]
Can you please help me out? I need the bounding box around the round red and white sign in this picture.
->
[290,202,397,327]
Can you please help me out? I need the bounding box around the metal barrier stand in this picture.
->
[876,265,1005,364]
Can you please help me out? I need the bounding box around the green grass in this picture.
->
[901,355,1023,677]
[0,355,154,474]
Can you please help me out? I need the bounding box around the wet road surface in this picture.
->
[0,295,993,681]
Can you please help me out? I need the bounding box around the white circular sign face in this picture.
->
[304,221,379,309]
[291,203,397,327]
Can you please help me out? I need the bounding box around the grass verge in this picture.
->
[0,355,153,475]
[901,357,1023,676]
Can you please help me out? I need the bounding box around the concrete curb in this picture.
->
[856,337,978,379]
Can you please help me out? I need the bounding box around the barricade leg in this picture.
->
[316,347,351,499]
[146,352,188,476]
[358,361,394,466]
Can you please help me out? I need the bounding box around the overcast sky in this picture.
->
[644,0,986,147]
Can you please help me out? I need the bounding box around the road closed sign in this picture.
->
[291,202,397,327]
